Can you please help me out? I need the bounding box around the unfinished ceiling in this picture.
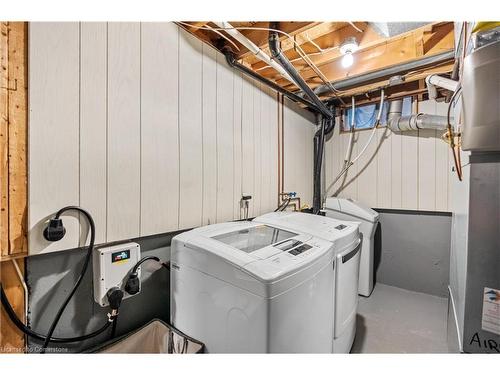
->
[178,21,455,107]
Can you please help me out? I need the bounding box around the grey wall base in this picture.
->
[374,209,451,298]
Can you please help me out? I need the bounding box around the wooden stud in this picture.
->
[0,22,27,353]
[255,23,454,87]
[7,22,28,255]
[275,26,454,89]
[1,22,8,257]
[234,22,318,58]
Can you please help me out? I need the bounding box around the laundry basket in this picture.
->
[93,319,204,354]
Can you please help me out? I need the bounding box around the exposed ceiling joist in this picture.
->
[178,21,456,106]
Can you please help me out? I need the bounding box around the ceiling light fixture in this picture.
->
[340,37,359,68]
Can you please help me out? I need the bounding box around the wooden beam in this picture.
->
[276,23,455,91]
[175,22,220,52]
[1,22,8,257]
[0,22,27,354]
[235,22,318,58]
[7,22,28,255]
[248,22,385,80]
[238,21,342,60]
[253,22,453,87]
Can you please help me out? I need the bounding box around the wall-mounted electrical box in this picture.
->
[93,242,141,307]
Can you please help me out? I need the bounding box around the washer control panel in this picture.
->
[289,243,312,256]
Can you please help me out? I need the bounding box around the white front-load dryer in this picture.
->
[170,221,339,353]
[254,212,362,353]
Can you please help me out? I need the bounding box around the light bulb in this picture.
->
[341,52,354,68]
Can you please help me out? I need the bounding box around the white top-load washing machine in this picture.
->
[324,197,379,297]
[170,218,360,353]
[254,212,362,353]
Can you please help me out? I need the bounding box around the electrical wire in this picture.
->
[348,22,364,33]
[131,256,161,274]
[325,90,385,197]
[304,33,340,55]
[0,285,113,344]
[40,206,96,353]
[176,22,346,99]
[204,24,241,52]
[447,86,463,181]
[344,96,356,166]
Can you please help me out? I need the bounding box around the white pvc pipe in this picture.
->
[343,96,355,166]
[426,74,459,99]
[214,22,296,85]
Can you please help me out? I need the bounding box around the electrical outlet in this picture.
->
[92,242,141,307]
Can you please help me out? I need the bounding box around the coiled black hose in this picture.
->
[1,284,113,344]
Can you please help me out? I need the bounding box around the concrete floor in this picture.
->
[351,283,449,353]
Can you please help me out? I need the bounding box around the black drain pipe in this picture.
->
[224,51,322,113]
[268,22,335,214]
[313,113,335,213]
[268,22,333,120]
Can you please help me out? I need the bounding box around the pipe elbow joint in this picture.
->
[268,35,281,59]
[224,51,236,67]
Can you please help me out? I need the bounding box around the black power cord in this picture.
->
[106,287,124,339]
[1,206,163,352]
[125,256,161,296]
[0,206,125,352]
[0,284,114,344]
[38,206,97,353]
[0,206,114,352]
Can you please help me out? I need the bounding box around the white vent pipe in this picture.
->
[213,22,296,86]
[387,99,452,131]
[425,74,460,100]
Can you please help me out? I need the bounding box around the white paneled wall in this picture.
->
[28,22,311,255]
[325,100,454,211]
[283,99,317,206]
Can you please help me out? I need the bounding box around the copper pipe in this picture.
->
[277,93,282,207]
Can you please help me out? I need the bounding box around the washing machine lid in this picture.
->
[175,220,313,267]
[325,197,379,223]
[172,220,334,294]
[254,212,360,251]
